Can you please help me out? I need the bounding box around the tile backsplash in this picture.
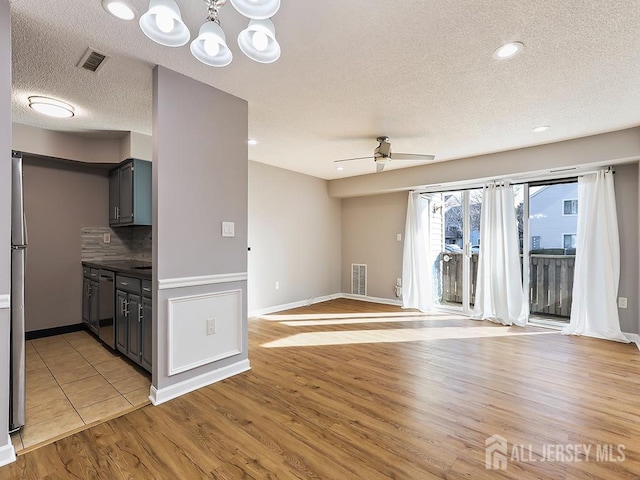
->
[82,226,152,262]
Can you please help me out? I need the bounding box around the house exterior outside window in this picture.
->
[563,233,576,249]
[563,199,578,215]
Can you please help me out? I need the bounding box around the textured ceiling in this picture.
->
[10,0,640,179]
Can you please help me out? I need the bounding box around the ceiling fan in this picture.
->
[334,136,435,172]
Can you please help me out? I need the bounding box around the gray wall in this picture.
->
[341,191,407,299]
[614,163,639,333]
[339,164,640,333]
[0,0,12,461]
[329,128,640,198]
[22,156,108,332]
[12,123,123,164]
[153,66,248,392]
[248,161,341,314]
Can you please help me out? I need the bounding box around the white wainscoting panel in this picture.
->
[168,289,243,376]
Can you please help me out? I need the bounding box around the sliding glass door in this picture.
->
[432,189,482,313]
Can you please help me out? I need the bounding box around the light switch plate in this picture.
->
[222,221,235,237]
[103,233,111,244]
[618,297,628,309]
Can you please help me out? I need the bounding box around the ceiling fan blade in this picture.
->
[376,162,385,173]
[333,156,375,163]
[390,153,436,161]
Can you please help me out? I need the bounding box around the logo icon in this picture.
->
[486,434,508,470]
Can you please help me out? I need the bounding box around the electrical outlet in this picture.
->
[206,318,216,335]
[103,233,111,244]
[396,233,402,242]
[396,278,402,287]
[618,297,628,309]
[275,281,280,290]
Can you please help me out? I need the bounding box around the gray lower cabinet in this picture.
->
[141,286,152,372]
[82,268,99,334]
[115,275,151,373]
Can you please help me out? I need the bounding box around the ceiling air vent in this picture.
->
[77,48,110,73]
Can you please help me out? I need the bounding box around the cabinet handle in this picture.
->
[116,206,120,219]
[143,287,151,292]
[121,282,129,286]
[138,304,143,322]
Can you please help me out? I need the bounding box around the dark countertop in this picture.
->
[82,259,152,280]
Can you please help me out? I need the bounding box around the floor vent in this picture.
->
[77,48,109,73]
[351,264,367,296]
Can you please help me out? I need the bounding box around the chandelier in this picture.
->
[139,0,281,66]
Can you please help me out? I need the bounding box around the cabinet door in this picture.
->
[127,293,141,363]
[115,290,128,355]
[118,162,134,224]
[82,277,90,325]
[89,281,100,334]
[141,296,152,372]
[109,169,120,225]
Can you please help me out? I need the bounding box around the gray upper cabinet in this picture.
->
[109,158,152,227]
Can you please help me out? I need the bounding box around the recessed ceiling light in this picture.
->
[493,41,524,60]
[336,166,344,171]
[28,96,75,118]
[531,125,551,133]
[248,139,258,145]
[102,0,136,20]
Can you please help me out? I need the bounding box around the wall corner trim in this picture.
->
[0,294,9,309]
[0,436,16,467]
[158,272,248,290]
[149,358,251,406]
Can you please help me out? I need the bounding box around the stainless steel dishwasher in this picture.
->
[98,270,115,349]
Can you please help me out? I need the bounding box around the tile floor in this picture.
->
[11,330,151,453]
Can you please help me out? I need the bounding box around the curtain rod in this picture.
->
[414,166,613,195]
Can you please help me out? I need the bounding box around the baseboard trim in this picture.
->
[149,358,251,406]
[26,323,85,340]
[249,293,404,317]
[0,294,9,309]
[158,272,247,290]
[340,293,403,306]
[248,294,341,317]
[623,332,640,351]
[0,436,16,467]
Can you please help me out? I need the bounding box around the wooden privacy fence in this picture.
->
[529,255,575,317]
[438,253,575,318]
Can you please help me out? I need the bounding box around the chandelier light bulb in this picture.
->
[203,38,221,56]
[252,31,268,51]
[155,11,174,32]
[139,0,190,47]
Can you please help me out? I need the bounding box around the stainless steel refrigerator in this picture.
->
[10,151,26,431]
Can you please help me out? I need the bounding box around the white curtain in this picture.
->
[472,182,528,326]
[562,171,629,342]
[402,192,435,312]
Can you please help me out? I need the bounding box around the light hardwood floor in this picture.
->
[3,299,640,479]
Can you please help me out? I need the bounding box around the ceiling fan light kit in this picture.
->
[138,0,281,66]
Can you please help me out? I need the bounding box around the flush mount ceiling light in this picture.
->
[139,0,190,47]
[336,166,344,171]
[238,18,280,63]
[28,96,75,118]
[531,125,551,133]
[248,139,258,145]
[230,0,280,19]
[140,0,281,66]
[102,0,136,20]
[493,41,524,60]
